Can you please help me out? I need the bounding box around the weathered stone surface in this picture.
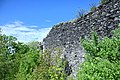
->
[43,0,120,78]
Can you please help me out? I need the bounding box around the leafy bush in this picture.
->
[30,49,69,80]
[15,50,39,80]
[0,36,29,80]
[0,32,69,80]
[77,31,120,80]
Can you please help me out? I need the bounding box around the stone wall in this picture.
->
[43,0,120,77]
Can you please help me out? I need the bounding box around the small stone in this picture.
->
[73,23,76,25]
[102,12,106,15]
[108,26,113,29]
[106,13,111,17]
[103,18,107,20]
[114,17,119,21]
[117,11,120,13]
[110,10,114,12]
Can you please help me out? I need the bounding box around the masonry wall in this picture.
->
[43,0,120,77]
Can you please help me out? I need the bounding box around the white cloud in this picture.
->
[0,21,51,43]
[45,20,52,22]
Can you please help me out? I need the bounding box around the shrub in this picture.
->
[29,49,69,80]
[0,32,69,80]
[77,30,120,80]
[0,34,20,80]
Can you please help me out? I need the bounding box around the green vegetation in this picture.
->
[29,48,69,80]
[77,29,120,80]
[76,0,111,18]
[1,28,120,80]
[100,0,109,4]
[0,34,28,80]
[1,26,120,80]
[0,31,69,80]
[90,3,97,11]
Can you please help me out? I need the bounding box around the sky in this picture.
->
[0,0,100,43]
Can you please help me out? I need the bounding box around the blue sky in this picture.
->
[0,0,100,43]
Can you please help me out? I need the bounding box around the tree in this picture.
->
[0,32,30,80]
[0,34,19,80]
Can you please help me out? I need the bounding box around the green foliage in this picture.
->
[0,32,68,80]
[16,51,39,80]
[0,34,20,80]
[14,42,29,54]
[27,41,40,49]
[100,0,109,4]
[112,28,120,39]
[30,49,68,80]
[67,76,74,80]
[77,29,120,80]
[90,3,97,11]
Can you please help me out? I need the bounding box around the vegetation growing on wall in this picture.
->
[100,0,110,4]
[76,9,87,18]
[77,0,111,18]
[89,3,97,11]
